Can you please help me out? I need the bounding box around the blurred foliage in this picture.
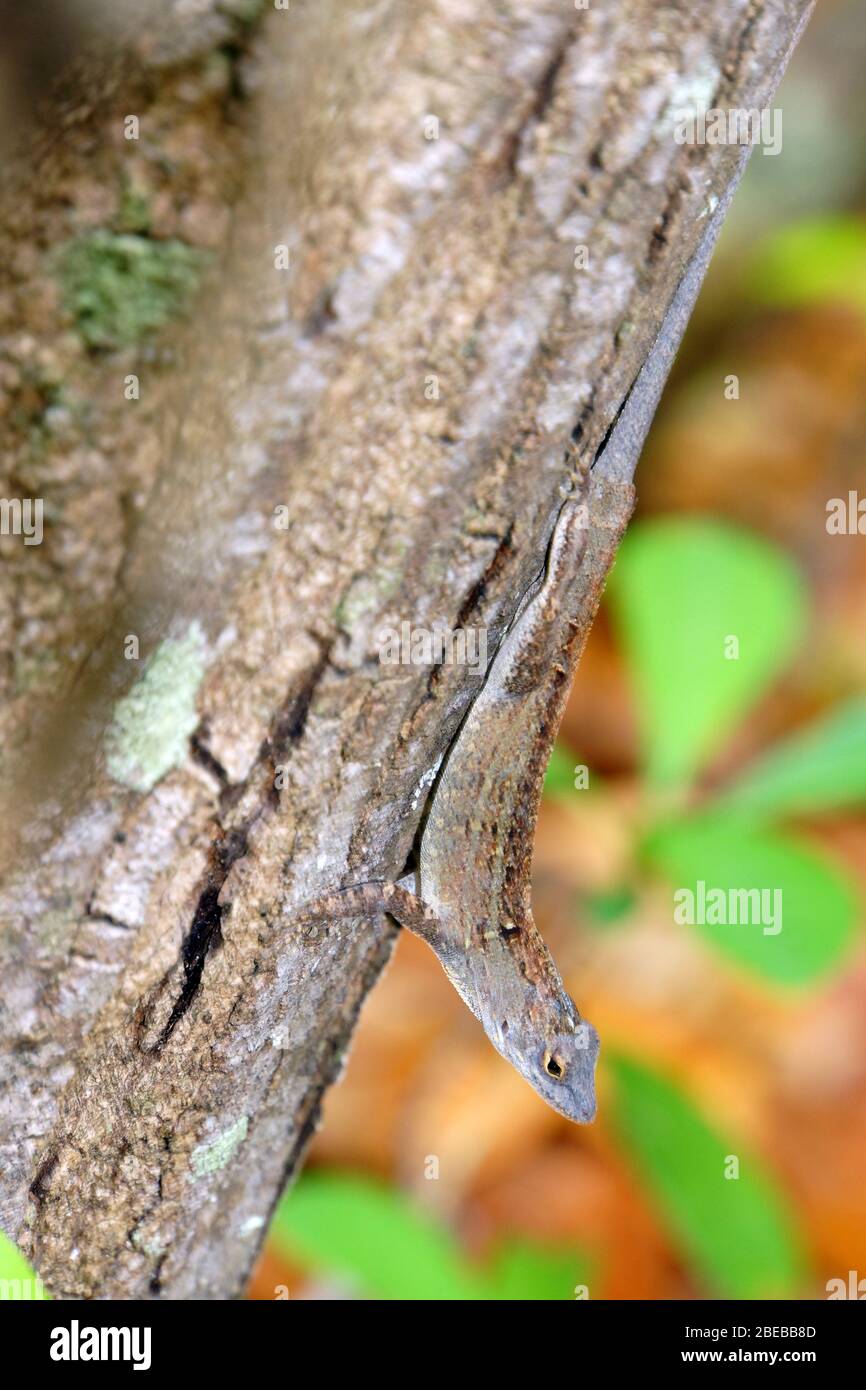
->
[271,1172,591,1300]
[583,512,860,1288]
[608,1056,808,1299]
[607,514,861,984]
[742,214,866,315]
[717,697,866,820]
[645,814,857,984]
[606,518,807,793]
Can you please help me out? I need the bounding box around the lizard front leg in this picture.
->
[291,876,443,950]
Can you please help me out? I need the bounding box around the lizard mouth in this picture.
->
[556,1077,597,1124]
[571,1089,597,1124]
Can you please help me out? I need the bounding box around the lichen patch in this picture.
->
[105,622,207,793]
[189,1116,249,1180]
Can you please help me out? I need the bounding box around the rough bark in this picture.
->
[0,0,813,1298]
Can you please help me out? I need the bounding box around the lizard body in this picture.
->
[293,184,739,1120]
[409,476,633,1120]
[295,472,633,1122]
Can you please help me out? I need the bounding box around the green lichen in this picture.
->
[9,364,77,450]
[116,181,152,235]
[190,1116,249,1179]
[105,622,206,793]
[333,567,404,630]
[53,231,208,350]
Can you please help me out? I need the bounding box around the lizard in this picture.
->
[290,179,741,1123]
[291,473,632,1124]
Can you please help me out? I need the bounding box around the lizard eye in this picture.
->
[543,1049,566,1080]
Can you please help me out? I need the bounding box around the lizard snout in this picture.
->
[534,1020,599,1123]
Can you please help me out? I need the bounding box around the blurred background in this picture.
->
[252,0,866,1300]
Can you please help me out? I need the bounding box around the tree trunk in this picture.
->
[0,0,813,1298]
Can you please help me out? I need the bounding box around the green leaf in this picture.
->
[606,518,807,791]
[608,1054,808,1298]
[643,814,859,985]
[270,1172,487,1300]
[716,696,866,822]
[743,214,866,316]
[0,1230,49,1299]
[270,1172,593,1301]
[485,1240,592,1300]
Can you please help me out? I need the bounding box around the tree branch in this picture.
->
[0,0,813,1298]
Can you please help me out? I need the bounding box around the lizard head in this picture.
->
[500,1012,600,1123]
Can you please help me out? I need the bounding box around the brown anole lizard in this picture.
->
[293,472,629,1122]
[292,184,738,1121]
